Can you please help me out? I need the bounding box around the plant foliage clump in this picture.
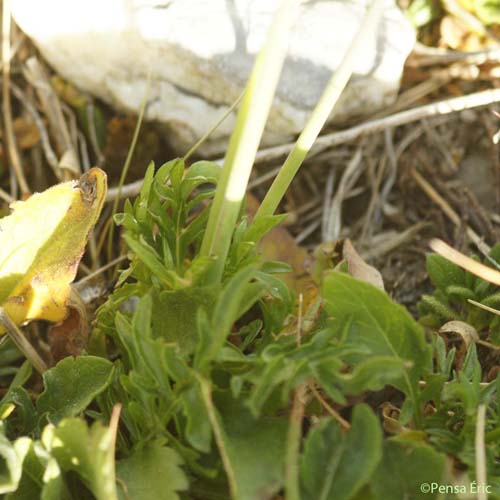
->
[0,160,497,499]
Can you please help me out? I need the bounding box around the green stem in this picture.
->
[285,382,307,500]
[200,0,301,284]
[198,377,238,499]
[255,0,384,220]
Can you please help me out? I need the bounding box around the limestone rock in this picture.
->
[12,0,415,154]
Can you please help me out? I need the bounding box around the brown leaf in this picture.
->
[343,239,385,291]
[439,320,479,348]
[48,306,89,363]
[381,402,407,435]
[13,116,40,149]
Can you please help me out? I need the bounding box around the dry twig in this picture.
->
[0,306,47,374]
[254,88,500,164]
[411,168,487,251]
[2,0,29,194]
[24,57,80,179]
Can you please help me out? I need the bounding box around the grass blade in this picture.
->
[200,0,302,283]
[255,0,384,220]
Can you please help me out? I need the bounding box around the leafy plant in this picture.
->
[86,155,499,497]
[418,245,500,345]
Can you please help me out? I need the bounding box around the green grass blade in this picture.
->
[255,0,384,220]
[200,0,302,284]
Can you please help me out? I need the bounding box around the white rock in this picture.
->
[12,0,415,154]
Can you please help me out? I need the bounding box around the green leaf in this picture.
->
[169,158,185,189]
[181,160,220,199]
[243,214,288,245]
[322,272,432,405]
[489,243,500,265]
[0,338,25,371]
[480,291,500,308]
[0,360,34,432]
[116,444,188,500]
[128,294,173,399]
[300,404,382,500]
[6,441,70,500]
[418,294,457,321]
[216,394,288,500]
[255,270,294,336]
[461,343,482,383]
[3,442,38,500]
[195,265,257,370]
[114,312,140,371]
[184,160,220,180]
[5,360,32,392]
[370,437,447,500]
[155,158,182,185]
[246,354,298,416]
[151,285,218,354]
[336,357,408,395]
[212,265,258,343]
[445,285,475,301]
[433,333,455,377]
[0,432,30,494]
[182,382,213,453]
[43,417,118,500]
[123,234,180,288]
[1,387,36,434]
[443,374,481,417]
[426,254,465,290]
[37,356,114,424]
